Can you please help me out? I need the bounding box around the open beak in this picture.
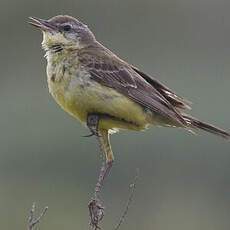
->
[28,17,56,31]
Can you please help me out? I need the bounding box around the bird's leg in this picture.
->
[86,114,114,229]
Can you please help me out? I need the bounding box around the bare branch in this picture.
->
[27,203,48,230]
[114,168,139,230]
[25,170,139,230]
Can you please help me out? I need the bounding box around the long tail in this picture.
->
[183,115,230,140]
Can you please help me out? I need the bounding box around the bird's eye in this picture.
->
[62,24,72,32]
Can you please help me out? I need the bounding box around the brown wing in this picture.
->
[132,66,192,110]
[78,46,188,126]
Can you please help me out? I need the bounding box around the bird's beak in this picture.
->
[28,17,56,31]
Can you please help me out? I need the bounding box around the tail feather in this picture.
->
[183,115,230,140]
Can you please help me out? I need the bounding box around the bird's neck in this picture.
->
[44,44,78,64]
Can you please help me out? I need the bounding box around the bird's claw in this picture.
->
[85,114,102,137]
[83,130,101,138]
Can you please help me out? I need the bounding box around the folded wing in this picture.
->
[132,67,191,110]
[79,46,189,126]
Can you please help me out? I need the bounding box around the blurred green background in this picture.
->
[0,0,230,229]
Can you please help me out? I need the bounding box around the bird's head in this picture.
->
[29,15,95,51]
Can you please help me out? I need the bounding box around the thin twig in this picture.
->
[27,203,48,230]
[114,169,139,230]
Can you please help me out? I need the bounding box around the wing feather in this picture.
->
[78,46,188,126]
[132,66,192,110]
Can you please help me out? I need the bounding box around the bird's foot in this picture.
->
[84,114,101,137]
[88,198,105,230]
[83,130,101,138]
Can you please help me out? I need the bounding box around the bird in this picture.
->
[29,15,230,228]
